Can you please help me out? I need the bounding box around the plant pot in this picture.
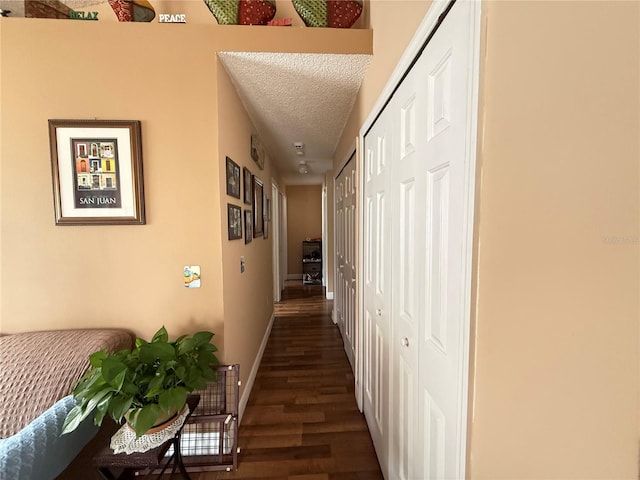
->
[125,404,187,436]
[142,410,179,435]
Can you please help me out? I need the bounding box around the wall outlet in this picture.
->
[240,256,245,273]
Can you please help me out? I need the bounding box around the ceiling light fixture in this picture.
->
[298,161,309,175]
[294,141,305,157]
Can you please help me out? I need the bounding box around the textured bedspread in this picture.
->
[0,329,133,438]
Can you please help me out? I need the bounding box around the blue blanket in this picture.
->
[0,395,98,480]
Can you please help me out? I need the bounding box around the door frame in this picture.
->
[272,182,282,302]
[356,0,481,475]
[322,183,328,293]
[272,181,287,302]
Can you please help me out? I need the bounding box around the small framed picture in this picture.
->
[253,176,264,237]
[250,134,264,170]
[226,156,240,199]
[265,198,271,221]
[244,210,253,244]
[243,167,252,205]
[263,194,269,240]
[227,204,242,240]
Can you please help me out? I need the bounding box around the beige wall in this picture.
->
[217,60,278,398]
[470,2,639,478]
[286,185,322,276]
[0,16,370,403]
[0,19,225,348]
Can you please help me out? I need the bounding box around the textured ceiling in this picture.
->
[219,52,370,185]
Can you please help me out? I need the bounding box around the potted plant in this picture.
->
[62,326,219,437]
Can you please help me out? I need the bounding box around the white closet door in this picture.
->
[336,172,345,330]
[388,44,424,480]
[390,2,476,478]
[335,156,357,370]
[418,2,475,477]
[363,117,392,475]
[363,1,478,478]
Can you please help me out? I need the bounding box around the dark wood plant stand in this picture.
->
[92,395,200,480]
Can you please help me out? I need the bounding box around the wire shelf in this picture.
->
[161,364,240,473]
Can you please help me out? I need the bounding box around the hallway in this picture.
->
[211,283,382,480]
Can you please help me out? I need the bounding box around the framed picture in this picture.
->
[244,210,253,244]
[253,176,264,237]
[48,119,145,225]
[243,167,252,205]
[263,194,269,240]
[226,156,240,199]
[250,134,264,170]
[264,196,270,222]
[227,204,242,240]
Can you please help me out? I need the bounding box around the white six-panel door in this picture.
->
[387,47,423,480]
[417,4,475,477]
[362,1,479,478]
[335,155,357,370]
[363,114,393,476]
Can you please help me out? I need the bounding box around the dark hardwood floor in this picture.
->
[206,282,382,480]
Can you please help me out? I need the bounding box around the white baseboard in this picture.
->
[287,274,303,280]
[326,291,334,300]
[239,312,275,424]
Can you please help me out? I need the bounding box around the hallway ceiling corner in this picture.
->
[218,52,371,186]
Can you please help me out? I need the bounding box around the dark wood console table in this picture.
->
[93,395,200,480]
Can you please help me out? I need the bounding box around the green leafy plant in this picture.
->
[62,326,219,437]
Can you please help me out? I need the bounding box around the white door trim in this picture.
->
[357,0,481,475]
[322,183,329,295]
[272,182,281,302]
[281,192,288,289]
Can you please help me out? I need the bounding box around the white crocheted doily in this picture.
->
[110,406,190,454]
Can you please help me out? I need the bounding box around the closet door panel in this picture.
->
[361,3,478,478]
[335,156,357,370]
[362,119,392,474]
[417,2,475,478]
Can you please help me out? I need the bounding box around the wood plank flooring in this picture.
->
[205,282,382,480]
